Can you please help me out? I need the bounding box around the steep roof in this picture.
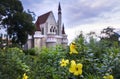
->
[35,11,52,31]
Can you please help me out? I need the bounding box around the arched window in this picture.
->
[50,26,57,34]
[53,27,57,34]
[55,29,57,34]
[53,27,55,32]
[41,28,44,35]
[50,26,53,32]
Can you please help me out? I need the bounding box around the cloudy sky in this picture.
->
[21,0,120,43]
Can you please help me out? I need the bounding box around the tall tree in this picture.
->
[100,27,119,47]
[0,0,35,46]
[100,27,118,42]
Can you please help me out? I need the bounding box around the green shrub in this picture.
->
[27,46,68,79]
[0,47,29,79]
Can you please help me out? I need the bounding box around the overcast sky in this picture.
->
[21,0,120,43]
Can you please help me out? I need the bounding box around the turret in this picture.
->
[61,24,68,47]
[62,24,65,34]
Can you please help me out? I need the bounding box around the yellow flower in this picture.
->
[22,73,28,79]
[69,42,78,54]
[103,75,114,79]
[69,60,83,76]
[60,59,69,67]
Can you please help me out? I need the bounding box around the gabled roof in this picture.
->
[35,11,52,31]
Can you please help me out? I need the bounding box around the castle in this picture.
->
[24,3,68,49]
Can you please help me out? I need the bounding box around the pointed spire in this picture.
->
[58,2,61,10]
[62,24,65,34]
[58,2,61,14]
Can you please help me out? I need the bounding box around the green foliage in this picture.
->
[27,46,68,79]
[84,73,101,79]
[23,47,40,55]
[0,32,120,79]
[0,47,29,79]
[67,32,120,79]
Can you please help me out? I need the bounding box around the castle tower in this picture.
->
[62,24,68,47]
[58,2,62,35]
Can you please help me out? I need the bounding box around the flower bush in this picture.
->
[0,33,120,79]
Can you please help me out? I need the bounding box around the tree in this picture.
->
[100,27,118,41]
[0,0,35,46]
[100,27,119,47]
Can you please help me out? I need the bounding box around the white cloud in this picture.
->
[62,0,120,26]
